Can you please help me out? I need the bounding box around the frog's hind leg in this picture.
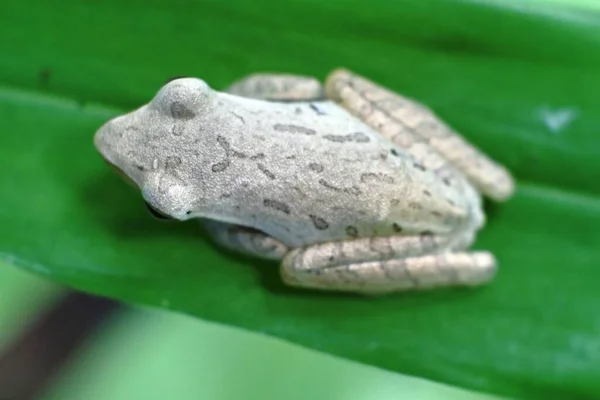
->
[226,73,325,101]
[202,220,288,260]
[325,69,514,202]
[281,235,496,294]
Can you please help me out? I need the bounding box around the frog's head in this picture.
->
[94,78,215,220]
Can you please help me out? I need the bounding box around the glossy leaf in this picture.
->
[1,0,599,398]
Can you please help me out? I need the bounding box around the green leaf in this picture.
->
[1,0,599,398]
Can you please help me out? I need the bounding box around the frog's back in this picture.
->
[195,94,478,248]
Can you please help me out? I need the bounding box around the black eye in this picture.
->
[144,201,173,220]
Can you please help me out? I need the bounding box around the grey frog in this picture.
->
[94,69,514,294]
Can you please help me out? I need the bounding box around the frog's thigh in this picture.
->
[325,69,514,202]
[202,220,288,261]
[281,235,496,294]
[225,73,325,101]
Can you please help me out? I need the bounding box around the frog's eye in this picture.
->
[154,78,211,120]
[144,201,173,220]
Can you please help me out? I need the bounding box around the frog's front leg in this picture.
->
[202,220,288,260]
[226,73,325,101]
[281,235,496,294]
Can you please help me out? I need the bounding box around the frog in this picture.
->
[94,69,514,295]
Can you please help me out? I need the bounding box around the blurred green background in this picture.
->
[0,261,501,400]
[1,0,600,399]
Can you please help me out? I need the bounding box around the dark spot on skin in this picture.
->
[431,211,443,217]
[172,124,184,136]
[443,177,451,186]
[345,186,362,196]
[231,150,248,159]
[211,161,230,172]
[273,123,316,135]
[423,190,431,197]
[346,226,358,238]
[318,179,340,192]
[352,132,370,143]
[165,156,182,169]
[328,255,335,262]
[309,103,326,115]
[186,210,192,215]
[219,192,232,199]
[170,101,195,119]
[413,162,427,172]
[257,163,276,180]
[421,230,434,237]
[322,132,371,144]
[360,172,395,184]
[231,111,245,124]
[212,136,233,171]
[216,136,230,151]
[409,202,422,210]
[211,160,230,172]
[286,155,297,160]
[135,165,145,171]
[250,153,266,160]
[390,148,400,157]
[263,199,291,214]
[38,67,52,86]
[317,179,361,196]
[322,134,347,143]
[392,223,403,233]
[308,163,324,173]
[309,214,329,230]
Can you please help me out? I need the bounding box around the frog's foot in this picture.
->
[325,69,514,202]
[280,235,496,294]
[225,73,325,101]
[202,220,288,260]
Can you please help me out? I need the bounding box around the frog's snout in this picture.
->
[94,118,138,189]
